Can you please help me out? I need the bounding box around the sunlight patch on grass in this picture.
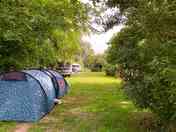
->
[120,101,131,105]
[68,72,122,86]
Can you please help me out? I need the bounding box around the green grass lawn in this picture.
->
[29,72,145,132]
[0,72,151,132]
[0,122,16,132]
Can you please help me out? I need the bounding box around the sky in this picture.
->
[82,25,123,54]
[81,0,123,54]
[81,0,90,3]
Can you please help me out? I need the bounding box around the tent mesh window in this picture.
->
[0,72,27,81]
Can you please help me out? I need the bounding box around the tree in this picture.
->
[90,54,106,72]
[80,41,95,68]
[103,0,176,130]
[0,0,88,71]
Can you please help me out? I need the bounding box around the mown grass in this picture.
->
[0,72,152,132]
[29,72,145,132]
[0,121,16,132]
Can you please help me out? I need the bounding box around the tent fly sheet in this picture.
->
[0,69,69,122]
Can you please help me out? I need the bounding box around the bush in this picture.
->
[90,63,103,72]
[107,23,176,130]
[106,0,176,130]
[104,64,117,76]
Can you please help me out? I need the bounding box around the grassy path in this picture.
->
[30,72,139,132]
[0,72,146,132]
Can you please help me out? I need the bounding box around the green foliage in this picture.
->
[80,41,95,68]
[79,41,106,71]
[106,0,176,129]
[0,0,87,71]
[104,64,117,77]
[90,54,106,72]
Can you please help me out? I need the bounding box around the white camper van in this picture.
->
[72,64,81,73]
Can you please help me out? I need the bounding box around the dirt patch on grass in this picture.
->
[128,112,156,131]
[14,123,32,132]
[129,112,176,132]
[64,96,91,104]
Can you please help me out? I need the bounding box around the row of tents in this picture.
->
[0,69,69,122]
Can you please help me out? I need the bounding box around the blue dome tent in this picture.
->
[0,69,69,122]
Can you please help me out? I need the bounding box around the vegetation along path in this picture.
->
[0,72,150,132]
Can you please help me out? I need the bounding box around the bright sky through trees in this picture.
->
[81,0,123,54]
[82,25,123,54]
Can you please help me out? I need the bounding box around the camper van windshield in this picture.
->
[72,65,79,68]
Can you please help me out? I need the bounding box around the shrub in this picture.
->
[107,24,176,130]
[105,0,176,130]
[104,64,117,76]
[90,63,103,72]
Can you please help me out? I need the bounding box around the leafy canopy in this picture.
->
[106,0,176,129]
[0,0,87,71]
